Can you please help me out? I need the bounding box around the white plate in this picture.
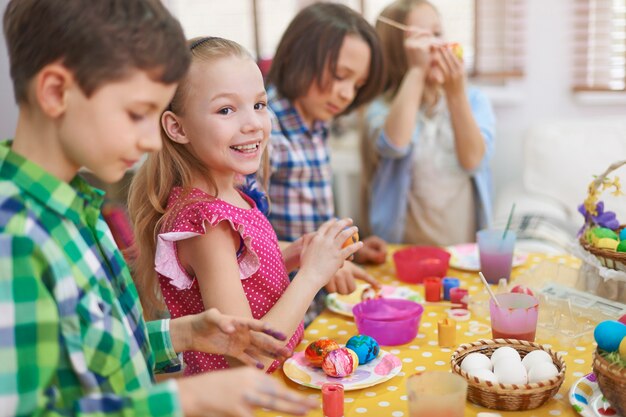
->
[283,349,402,391]
[446,242,528,272]
[569,373,622,416]
[325,284,423,317]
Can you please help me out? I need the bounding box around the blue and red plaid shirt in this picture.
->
[265,85,334,242]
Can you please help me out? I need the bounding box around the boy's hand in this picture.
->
[353,235,388,265]
[178,367,318,417]
[325,260,381,294]
[279,233,314,273]
[299,218,363,289]
[171,309,292,369]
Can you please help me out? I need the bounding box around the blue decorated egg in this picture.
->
[619,228,626,241]
[594,320,626,352]
[346,334,380,365]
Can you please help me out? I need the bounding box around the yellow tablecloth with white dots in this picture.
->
[257,249,598,417]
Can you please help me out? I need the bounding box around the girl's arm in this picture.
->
[178,219,360,369]
[383,31,432,148]
[435,46,486,171]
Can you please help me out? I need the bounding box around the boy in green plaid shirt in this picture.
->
[0,1,317,416]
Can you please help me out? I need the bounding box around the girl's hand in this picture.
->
[404,29,434,70]
[172,308,292,369]
[178,367,318,417]
[299,218,363,289]
[431,44,466,96]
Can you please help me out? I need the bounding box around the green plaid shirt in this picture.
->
[0,141,182,417]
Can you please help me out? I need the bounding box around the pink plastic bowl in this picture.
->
[352,298,424,346]
[392,246,451,284]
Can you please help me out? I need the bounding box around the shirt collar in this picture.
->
[0,140,105,225]
[267,85,328,140]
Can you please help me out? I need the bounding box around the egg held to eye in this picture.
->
[305,339,340,367]
[342,231,360,249]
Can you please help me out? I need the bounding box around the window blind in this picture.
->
[573,0,626,91]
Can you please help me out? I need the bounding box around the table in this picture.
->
[258,249,596,417]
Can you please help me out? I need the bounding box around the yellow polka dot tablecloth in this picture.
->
[257,249,598,417]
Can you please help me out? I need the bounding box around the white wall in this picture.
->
[490,0,626,197]
[0,0,18,140]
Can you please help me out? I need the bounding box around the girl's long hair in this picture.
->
[127,37,255,320]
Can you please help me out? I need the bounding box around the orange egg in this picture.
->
[448,42,463,60]
[342,232,359,249]
[305,339,340,367]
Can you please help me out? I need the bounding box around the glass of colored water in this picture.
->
[477,229,516,284]
[407,371,467,417]
[489,292,539,342]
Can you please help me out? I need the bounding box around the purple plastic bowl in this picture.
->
[352,298,424,346]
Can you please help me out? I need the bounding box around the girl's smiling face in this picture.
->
[293,34,371,127]
[167,55,270,189]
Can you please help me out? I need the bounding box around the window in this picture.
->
[165,0,525,80]
[573,0,626,91]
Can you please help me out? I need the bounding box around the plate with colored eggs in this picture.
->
[325,284,423,317]
[446,242,528,272]
[282,336,402,391]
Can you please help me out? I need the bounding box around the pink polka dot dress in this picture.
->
[154,187,304,375]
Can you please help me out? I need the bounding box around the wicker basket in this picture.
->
[579,160,626,271]
[450,339,566,411]
[593,349,626,416]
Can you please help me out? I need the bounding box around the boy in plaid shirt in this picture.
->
[0,1,316,416]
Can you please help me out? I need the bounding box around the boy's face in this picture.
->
[294,34,370,126]
[60,70,176,183]
[174,56,270,185]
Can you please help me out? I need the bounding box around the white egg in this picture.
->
[521,350,553,372]
[468,368,498,384]
[490,346,521,368]
[527,362,559,383]
[494,362,527,385]
[461,353,492,373]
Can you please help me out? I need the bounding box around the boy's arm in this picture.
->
[145,319,181,372]
[0,235,182,417]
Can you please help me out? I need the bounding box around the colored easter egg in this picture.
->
[342,231,359,249]
[510,285,534,296]
[596,238,618,250]
[617,241,626,253]
[305,339,340,367]
[620,336,626,361]
[346,334,380,365]
[591,227,618,244]
[322,347,358,377]
[448,42,463,60]
[620,228,626,241]
[594,320,626,352]
[619,314,626,325]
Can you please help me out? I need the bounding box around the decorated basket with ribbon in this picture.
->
[578,160,626,271]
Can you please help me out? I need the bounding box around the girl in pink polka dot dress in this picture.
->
[128,37,363,376]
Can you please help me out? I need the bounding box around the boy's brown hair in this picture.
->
[267,2,385,115]
[4,0,191,104]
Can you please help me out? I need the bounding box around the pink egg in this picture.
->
[322,348,358,377]
[510,285,534,296]
[619,314,626,325]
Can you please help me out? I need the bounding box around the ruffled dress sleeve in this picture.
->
[154,199,260,290]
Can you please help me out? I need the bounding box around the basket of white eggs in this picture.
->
[450,339,566,411]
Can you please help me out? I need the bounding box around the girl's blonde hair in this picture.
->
[128,37,263,320]
[376,0,437,98]
[360,0,436,236]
